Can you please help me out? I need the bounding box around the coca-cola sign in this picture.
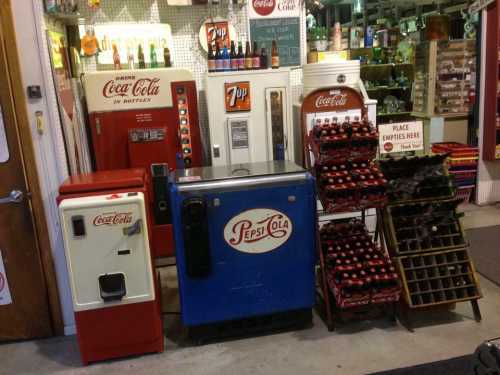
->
[102,77,160,100]
[248,0,299,18]
[252,0,276,16]
[224,208,293,253]
[315,93,348,109]
[93,211,133,226]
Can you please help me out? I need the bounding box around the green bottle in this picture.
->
[149,43,158,68]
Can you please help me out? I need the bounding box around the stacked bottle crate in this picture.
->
[380,156,482,315]
[309,116,388,212]
[320,219,401,309]
[432,142,479,204]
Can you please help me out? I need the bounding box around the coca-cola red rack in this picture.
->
[301,86,391,331]
[321,219,401,310]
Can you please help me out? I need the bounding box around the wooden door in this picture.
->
[0,7,53,340]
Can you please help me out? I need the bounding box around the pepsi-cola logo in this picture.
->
[102,78,160,99]
[93,212,133,226]
[252,0,276,16]
[224,208,293,253]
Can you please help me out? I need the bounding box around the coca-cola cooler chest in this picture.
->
[169,161,316,332]
[83,68,203,257]
[58,169,163,365]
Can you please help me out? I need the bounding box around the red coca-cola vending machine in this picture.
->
[83,68,203,257]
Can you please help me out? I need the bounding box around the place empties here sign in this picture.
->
[378,121,423,154]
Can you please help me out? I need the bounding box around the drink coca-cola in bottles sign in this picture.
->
[83,68,193,112]
[225,81,251,112]
[224,208,293,253]
[248,0,300,18]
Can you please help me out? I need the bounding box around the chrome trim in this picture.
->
[177,172,309,193]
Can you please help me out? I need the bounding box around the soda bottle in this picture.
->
[215,42,223,72]
[271,40,279,69]
[138,44,146,69]
[230,41,238,71]
[207,44,216,72]
[163,47,171,67]
[260,45,268,69]
[245,41,252,70]
[126,46,134,70]
[237,42,245,70]
[112,43,121,70]
[150,43,158,68]
[252,41,260,69]
[222,42,230,71]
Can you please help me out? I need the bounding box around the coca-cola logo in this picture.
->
[93,212,133,226]
[252,0,276,16]
[315,93,348,108]
[224,208,293,253]
[102,78,160,99]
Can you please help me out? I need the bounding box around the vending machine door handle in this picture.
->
[123,219,142,236]
[181,197,211,278]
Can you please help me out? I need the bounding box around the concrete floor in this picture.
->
[1,204,500,375]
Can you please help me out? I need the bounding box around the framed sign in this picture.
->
[199,17,238,52]
[378,121,424,154]
[225,81,251,112]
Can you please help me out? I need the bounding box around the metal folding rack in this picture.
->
[300,86,399,331]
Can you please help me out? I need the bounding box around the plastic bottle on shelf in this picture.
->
[237,42,245,70]
[222,42,230,71]
[245,41,252,70]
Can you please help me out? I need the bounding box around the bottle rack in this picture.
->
[382,200,467,255]
[321,219,401,310]
[396,248,481,308]
[379,154,456,203]
[301,86,394,331]
[379,156,482,331]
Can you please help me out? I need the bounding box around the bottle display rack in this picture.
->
[301,86,393,331]
[380,154,482,331]
[314,159,387,213]
[396,248,481,308]
[321,219,401,309]
[382,200,466,256]
[379,154,455,203]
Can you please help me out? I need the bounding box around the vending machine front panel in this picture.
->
[59,192,155,312]
[170,161,317,326]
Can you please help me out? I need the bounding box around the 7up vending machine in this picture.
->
[169,160,316,337]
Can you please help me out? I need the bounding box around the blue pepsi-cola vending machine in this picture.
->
[170,161,317,335]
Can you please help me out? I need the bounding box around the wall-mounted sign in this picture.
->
[0,250,12,306]
[199,17,238,53]
[224,208,293,253]
[248,0,301,19]
[83,69,193,112]
[249,17,301,67]
[225,81,251,112]
[78,23,174,66]
[378,121,424,154]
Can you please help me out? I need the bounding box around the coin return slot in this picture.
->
[99,273,126,302]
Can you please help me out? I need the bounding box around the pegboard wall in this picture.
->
[75,0,305,163]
